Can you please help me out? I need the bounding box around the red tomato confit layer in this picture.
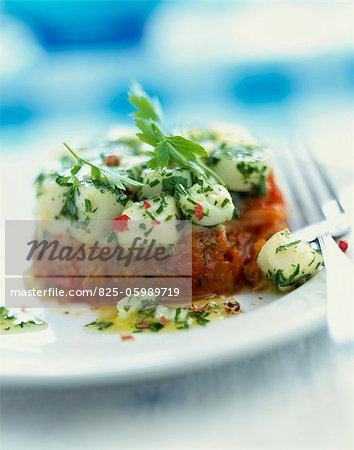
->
[192,174,287,297]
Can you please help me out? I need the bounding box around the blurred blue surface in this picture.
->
[4,0,160,48]
[1,1,353,149]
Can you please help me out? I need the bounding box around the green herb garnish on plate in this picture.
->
[128,84,224,184]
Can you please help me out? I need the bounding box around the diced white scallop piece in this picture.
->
[117,195,180,247]
[257,229,323,291]
[122,195,180,222]
[210,145,271,193]
[183,124,258,154]
[36,177,70,220]
[210,123,259,146]
[140,168,165,198]
[154,305,175,321]
[75,181,125,221]
[178,182,234,226]
[68,181,126,243]
[140,168,193,198]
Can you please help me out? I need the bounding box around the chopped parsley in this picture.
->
[275,240,301,253]
[84,320,113,331]
[84,299,240,334]
[220,198,230,208]
[34,172,47,197]
[63,143,142,191]
[56,175,79,220]
[267,264,304,290]
[149,178,161,188]
[162,175,190,195]
[236,161,259,178]
[84,198,97,213]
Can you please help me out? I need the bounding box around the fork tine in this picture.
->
[305,142,346,216]
[275,140,354,344]
[276,141,324,226]
[272,150,307,231]
[296,141,344,221]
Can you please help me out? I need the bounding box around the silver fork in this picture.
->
[275,140,354,344]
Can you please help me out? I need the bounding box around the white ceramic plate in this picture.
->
[0,272,326,386]
[1,150,352,387]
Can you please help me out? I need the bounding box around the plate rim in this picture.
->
[0,272,327,387]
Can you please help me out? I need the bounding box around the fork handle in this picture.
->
[318,233,354,344]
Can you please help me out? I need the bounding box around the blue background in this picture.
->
[1,0,353,150]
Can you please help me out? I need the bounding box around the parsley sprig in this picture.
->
[129,85,224,184]
[63,143,142,190]
[128,82,162,122]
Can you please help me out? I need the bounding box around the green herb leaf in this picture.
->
[128,86,224,184]
[128,83,161,122]
[134,118,164,147]
[165,136,207,157]
[147,140,173,169]
[63,143,142,191]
